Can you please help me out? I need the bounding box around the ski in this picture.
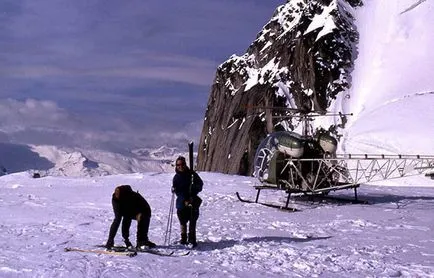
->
[64,247,137,257]
[235,192,298,212]
[169,241,198,251]
[135,247,190,257]
[133,247,175,257]
[188,141,194,170]
[95,245,190,257]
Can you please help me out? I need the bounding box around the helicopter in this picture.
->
[236,106,434,210]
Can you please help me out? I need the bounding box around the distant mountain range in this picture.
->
[0,142,189,177]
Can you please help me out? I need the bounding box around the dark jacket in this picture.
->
[108,185,151,241]
[172,167,203,210]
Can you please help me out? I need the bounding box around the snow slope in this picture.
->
[339,0,434,155]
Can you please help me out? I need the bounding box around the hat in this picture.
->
[176,156,186,164]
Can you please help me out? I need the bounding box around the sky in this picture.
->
[0,0,284,152]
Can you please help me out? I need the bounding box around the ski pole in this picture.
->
[164,192,175,246]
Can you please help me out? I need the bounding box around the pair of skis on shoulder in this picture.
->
[64,245,191,257]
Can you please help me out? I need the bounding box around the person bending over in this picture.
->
[105,185,156,249]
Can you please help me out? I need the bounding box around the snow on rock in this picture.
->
[198,0,360,175]
[304,0,339,40]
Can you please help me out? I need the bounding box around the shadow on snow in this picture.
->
[194,236,332,251]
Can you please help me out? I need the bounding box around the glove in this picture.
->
[124,238,133,248]
[105,239,114,249]
[184,199,192,207]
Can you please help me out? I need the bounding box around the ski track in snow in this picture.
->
[1,172,434,277]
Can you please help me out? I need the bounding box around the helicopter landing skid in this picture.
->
[235,192,298,212]
[293,193,368,204]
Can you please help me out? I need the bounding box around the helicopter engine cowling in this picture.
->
[254,131,304,184]
[317,133,338,154]
[276,133,304,158]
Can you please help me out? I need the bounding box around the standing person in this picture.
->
[105,185,156,249]
[172,156,203,247]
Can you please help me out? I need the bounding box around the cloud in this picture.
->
[0,131,10,143]
[0,98,69,129]
[0,53,216,87]
[0,97,205,151]
[0,0,282,152]
[94,66,214,87]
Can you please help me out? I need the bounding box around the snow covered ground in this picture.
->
[0,172,433,278]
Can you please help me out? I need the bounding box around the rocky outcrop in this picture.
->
[197,0,362,175]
